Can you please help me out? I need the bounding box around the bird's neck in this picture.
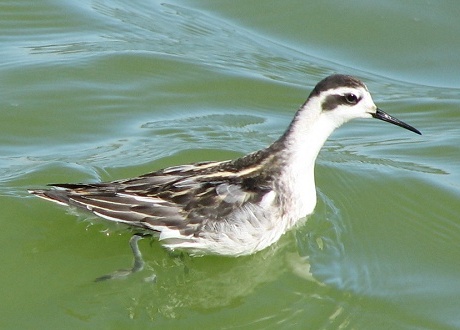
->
[269,101,338,218]
[276,101,337,169]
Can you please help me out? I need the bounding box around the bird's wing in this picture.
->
[30,160,276,237]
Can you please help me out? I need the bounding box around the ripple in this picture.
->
[25,0,347,86]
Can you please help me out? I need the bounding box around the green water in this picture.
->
[1,0,460,329]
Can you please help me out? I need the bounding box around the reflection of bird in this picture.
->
[30,74,421,258]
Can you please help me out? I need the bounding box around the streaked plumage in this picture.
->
[30,74,421,257]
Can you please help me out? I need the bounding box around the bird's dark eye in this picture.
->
[344,93,359,105]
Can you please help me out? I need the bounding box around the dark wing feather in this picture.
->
[30,157,277,236]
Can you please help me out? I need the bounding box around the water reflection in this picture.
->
[55,190,348,322]
[60,235,311,320]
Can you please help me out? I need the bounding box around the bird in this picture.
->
[29,74,421,264]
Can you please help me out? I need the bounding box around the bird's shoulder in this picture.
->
[122,149,279,203]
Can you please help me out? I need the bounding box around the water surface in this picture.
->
[1,1,459,329]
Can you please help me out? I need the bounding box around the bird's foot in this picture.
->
[95,233,156,282]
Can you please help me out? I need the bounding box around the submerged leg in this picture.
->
[129,234,146,273]
[95,234,148,282]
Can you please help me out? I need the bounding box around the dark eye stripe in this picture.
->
[322,94,361,111]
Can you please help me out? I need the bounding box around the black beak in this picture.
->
[372,108,421,135]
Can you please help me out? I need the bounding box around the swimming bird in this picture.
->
[29,74,421,261]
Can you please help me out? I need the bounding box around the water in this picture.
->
[1,0,459,329]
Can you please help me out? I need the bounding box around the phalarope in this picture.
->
[30,74,421,260]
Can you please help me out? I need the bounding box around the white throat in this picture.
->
[276,97,339,219]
